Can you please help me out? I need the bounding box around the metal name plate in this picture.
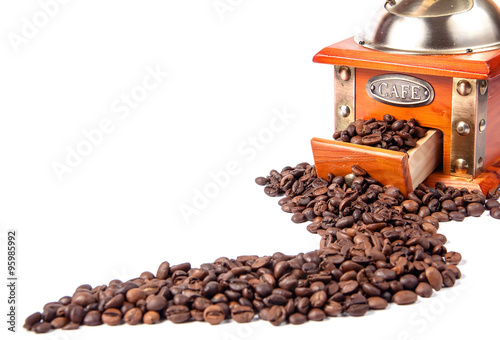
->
[366,74,435,107]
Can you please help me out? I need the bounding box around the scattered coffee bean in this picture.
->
[102,308,122,326]
[143,311,160,325]
[203,305,225,325]
[123,308,142,325]
[393,291,418,305]
[231,305,254,323]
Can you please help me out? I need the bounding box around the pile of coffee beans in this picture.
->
[256,162,500,230]
[332,116,428,152]
[24,163,499,333]
[23,245,462,332]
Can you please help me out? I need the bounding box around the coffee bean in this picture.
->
[425,267,443,291]
[50,317,69,329]
[24,312,42,330]
[444,251,462,265]
[346,303,369,317]
[310,290,327,308]
[83,310,102,326]
[126,288,146,304]
[292,213,307,223]
[123,308,142,325]
[308,308,326,321]
[102,308,122,326]
[156,261,170,280]
[143,311,160,325]
[289,313,307,325]
[166,305,191,323]
[255,177,268,186]
[34,322,52,333]
[374,268,397,281]
[402,200,420,213]
[104,294,124,310]
[415,282,433,298]
[62,322,80,330]
[231,305,254,323]
[449,211,465,221]
[351,165,367,176]
[467,203,485,217]
[400,274,419,290]
[367,296,388,310]
[491,207,500,219]
[393,290,418,305]
[146,296,167,311]
[362,134,382,146]
[267,305,286,326]
[486,199,500,210]
[72,292,96,306]
[203,305,225,325]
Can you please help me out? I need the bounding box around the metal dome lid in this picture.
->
[355,0,500,54]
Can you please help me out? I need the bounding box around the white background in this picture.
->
[1,1,499,339]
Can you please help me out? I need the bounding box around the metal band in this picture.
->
[450,78,488,178]
[334,66,355,132]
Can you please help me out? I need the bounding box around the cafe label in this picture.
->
[366,74,435,107]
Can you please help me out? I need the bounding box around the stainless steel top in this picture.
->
[355,0,500,54]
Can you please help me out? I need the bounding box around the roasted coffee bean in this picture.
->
[289,312,307,325]
[444,252,462,265]
[491,207,500,219]
[143,311,160,325]
[308,308,326,321]
[83,310,102,326]
[62,322,80,330]
[449,211,465,221]
[267,305,286,326]
[156,261,170,280]
[231,305,255,323]
[102,308,122,326]
[34,322,52,333]
[123,308,142,325]
[292,213,307,223]
[50,317,69,329]
[486,199,500,210]
[146,296,167,311]
[367,297,388,310]
[346,303,368,317]
[415,282,433,298]
[24,312,42,330]
[425,267,443,291]
[255,177,268,186]
[166,305,191,323]
[310,290,327,308]
[126,288,146,304]
[324,300,343,316]
[393,290,418,305]
[467,203,485,217]
[203,305,225,325]
[72,292,96,306]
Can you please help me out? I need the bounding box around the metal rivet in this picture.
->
[479,119,487,132]
[424,91,429,97]
[480,80,488,95]
[453,159,469,174]
[345,173,356,187]
[359,40,365,45]
[339,66,351,81]
[339,105,351,118]
[456,121,471,135]
[457,80,472,96]
[478,157,484,170]
[466,48,473,53]
[370,85,376,92]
